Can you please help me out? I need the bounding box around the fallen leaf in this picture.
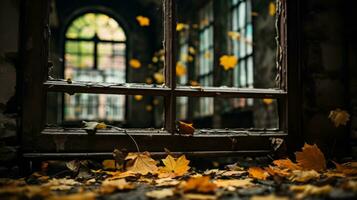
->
[176,62,187,77]
[159,155,190,178]
[225,163,244,171]
[100,178,135,194]
[213,178,253,188]
[181,176,217,194]
[333,161,357,176]
[136,16,150,26]
[341,180,357,192]
[183,193,218,200]
[102,160,117,170]
[106,170,137,180]
[0,185,51,199]
[178,121,195,135]
[295,143,326,172]
[290,184,332,199]
[273,158,301,170]
[251,194,289,200]
[146,188,175,199]
[328,108,350,127]
[189,80,200,86]
[220,55,238,71]
[265,166,291,178]
[155,178,180,187]
[113,148,128,170]
[125,152,158,175]
[248,167,270,180]
[49,192,96,200]
[130,59,141,69]
[289,170,320,183]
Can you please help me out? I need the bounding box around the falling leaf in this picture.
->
[204,51,212,59]
[251,194,289,200]
[189,47,196,55]
[136,16,150,26]
[178,121,195,135]
[220,55,238,71]
[159,155,190,178]
[269,2,276,16]
[263,98,274,105]
[125,152,158,175]
[130,59,142,69]
[290,184,332,199]
[227,31,241,41]
[289,170,320,183]
[189,80,200,86]
[100,179,135,194]
[176,62,187,77]
[248,167,270,180]
[273,158,301,170]
[134,95,144,101]
[328,108,350,127]
[176,23,188,31]
[295,143,326,172]
[146,188,175,199]
[181,176,217,194]
[332,161,357,176]
[213,178,253,188]
[102,160,116,170]
[154,72,164,84]
[152,56,159,63]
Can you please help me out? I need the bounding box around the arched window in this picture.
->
[64,13,126,122]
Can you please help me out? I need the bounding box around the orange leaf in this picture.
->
[220,55,238,71]
[181,176,217,193]
[159,155,190,178]
[125,152,158,175]
[136,16,150,26]
[295,143,326,172]
[178,121,195,135]
[248,167,270,180]
[129,59,141,69]
[154,72,164,84]
[176,62,187,77]
[273,158,301,170]
[100,179,135,194]
[265,166,291,177]
[328,109,350,127]
[102,160,116,170]
[332,161,357,176]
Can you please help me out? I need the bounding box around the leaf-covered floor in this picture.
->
[0,144,356,200]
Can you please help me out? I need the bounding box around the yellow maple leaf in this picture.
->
[154,72,164,84]
[159,155,190,178]
[248,167,270,180]
[181,176,217,193]
[129,59,141,69]
[178,121,195,135]
[289,170,320,183]
[213,179,253,188]
[295,143,326,172]
[176,62,187,77]
[125,152,158,175]
[290,184,332,199]
[227,31,241,41]
[134,95,143,101]
[136,16,150,26]
[220,55,238,71]
[328,108,350,127]
[176,23,188,31]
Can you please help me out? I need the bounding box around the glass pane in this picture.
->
[98,43,112,55]
[176,97,279,129]
[79,41,94,54]
[65,41,78,54]
[175,0,277,89]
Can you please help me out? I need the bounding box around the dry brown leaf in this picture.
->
[0,185,51,199]
[183,193,218,200]
[289,170,320,183]
[125,152,158,175]
[100,179,135,194]
[146,188,175,199]
[105,170,137,180]
[248,167,270,180]
[265,166,291,178]
[178,121,195,135]
[341,180,357,192]
[332,161,357,176]
[290,184,332,199]
[329,108,350,127]
[49,192,96,200]
[102,160,117,170]
[44,178,80,190]
[159,155,190,178]
[181,176,217,194]
[251,194,289,200]
[155,178,181,187]
[295,143,326,172]
[213,178,253,188]
[273,158,301,170]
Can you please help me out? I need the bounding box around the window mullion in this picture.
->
[164,0,177,133]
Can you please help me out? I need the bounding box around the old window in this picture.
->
[64,13,126,122]
[21,0,295,158]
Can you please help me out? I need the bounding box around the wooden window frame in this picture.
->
[19,0,302,159]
